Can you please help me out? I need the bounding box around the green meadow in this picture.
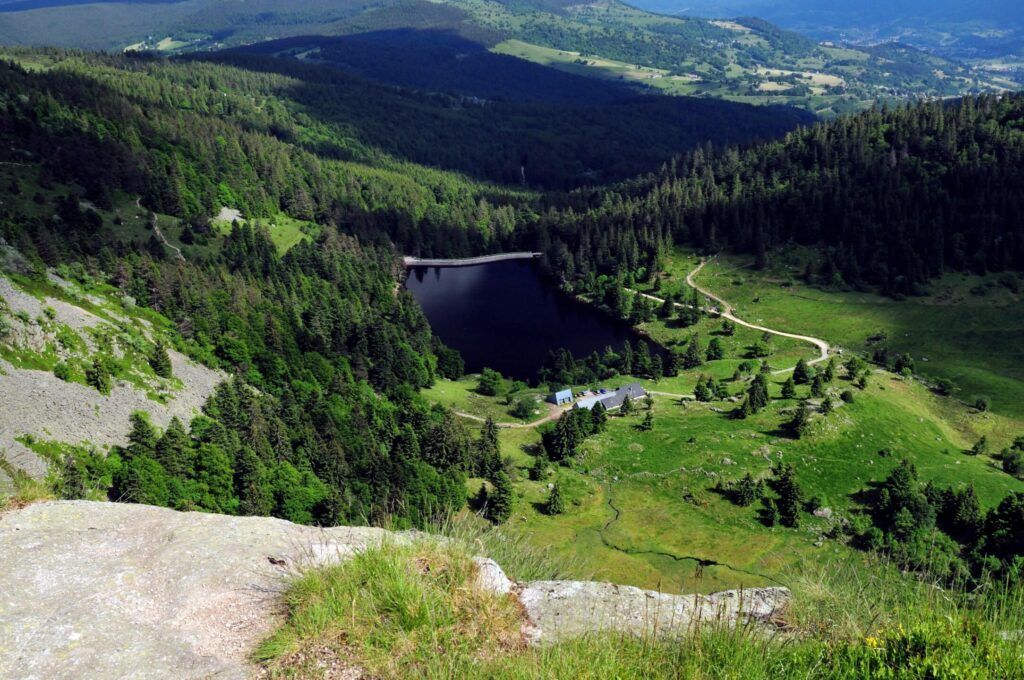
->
[645,248,1024,425]
[430,254,1024,595]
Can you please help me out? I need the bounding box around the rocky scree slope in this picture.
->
[0,263,222,491]
[0,501,790,679]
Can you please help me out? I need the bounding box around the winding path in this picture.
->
[632,259,831,376]
[453,405,570,429]
[137,197,185,263]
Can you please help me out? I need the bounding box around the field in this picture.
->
[431,251,1024,595]
[210,211,319,254]
[644,249,1024,426]
[423,377,554,425]
[491,39,702,96]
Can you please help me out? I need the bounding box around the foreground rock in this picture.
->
[518,581,788,644]
[0,502,790,679]
[0,501,390,680]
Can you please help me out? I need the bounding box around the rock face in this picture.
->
[0,502,791,679]
[518,581,788,644]
[0,501,390,680]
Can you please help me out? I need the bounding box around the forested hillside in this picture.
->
[2,45,1024,533]
[0,47,793,526]
[0,0,1007,115]
[540,93,1024,295]
[0,51,502,526]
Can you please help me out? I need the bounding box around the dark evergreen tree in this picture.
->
[781,377,796,399]
[546,482,565,515]
[487,470,514,524]
[682,335,703,369]
[793,359,813,385]
[149,339,173,378]
[706,338,724,361]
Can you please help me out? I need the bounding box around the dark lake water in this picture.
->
[405,259,661,382]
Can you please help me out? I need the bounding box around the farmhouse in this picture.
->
[574,383,646,411]
[549,389,573,406]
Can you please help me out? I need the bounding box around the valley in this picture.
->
[419,256,1024,594]
[0,3,1023,673]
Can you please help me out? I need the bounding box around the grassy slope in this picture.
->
[1,163,313,258]
[428,254,1024,595]
[648,248,1024,426]
[257,532,1024,678]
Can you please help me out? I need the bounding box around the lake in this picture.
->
[405,259,662,382]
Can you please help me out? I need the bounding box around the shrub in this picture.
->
[53,361,72,382]
[85,357,113,395]
[477,368,503,396]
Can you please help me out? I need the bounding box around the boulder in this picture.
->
[517,581,789,644]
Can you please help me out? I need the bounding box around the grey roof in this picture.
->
[574,382,646,410]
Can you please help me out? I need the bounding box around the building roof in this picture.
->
[553,389,572,400]
[574,382,646,410]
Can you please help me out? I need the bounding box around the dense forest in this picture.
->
[19,215,490,527]
[539,93,1024,295]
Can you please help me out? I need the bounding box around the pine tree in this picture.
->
[85,357,113,395]
[155,416,190,478]
[620,394,634,415]
[781,377,796,399]
[706,337,724,361]
[635,341,653,377]
[639,411,654,431]
[149,339,173,378]
[772,463,803,528]
[764,497,779,527]
[235,446,272,516]
[477,418,501,478]
[126,412,157,460]
[695,377,712,402]
[793,358,813,385]
[663,351,679,377]
[650,354,664,381]
[658,296,674,319]
[683,335,703,369]
[822,357,836,382]
[529,454,547,481]
[747,374,770,412]
[735,472,757,507]
[474,482,490,511]
[730,397,751,420]
[591,402,608,432]
[546,482,565,515]
[811,373,825,398]
[487,470,514,524]
[61,455,87,500]
[787,401,811,438]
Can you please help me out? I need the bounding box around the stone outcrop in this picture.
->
[0,502,790,679]
[518,581,788,644]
